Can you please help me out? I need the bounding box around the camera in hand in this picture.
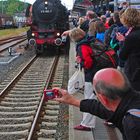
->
[44,89,59,101]
[62,36,67,42]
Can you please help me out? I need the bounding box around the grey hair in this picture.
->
[94,72,131,101]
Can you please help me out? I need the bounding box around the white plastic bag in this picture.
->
[68,67,85,94]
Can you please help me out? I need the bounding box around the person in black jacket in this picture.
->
[116,8,140,91]
[53,68,140,140]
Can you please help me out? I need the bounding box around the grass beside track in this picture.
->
[0,27,29,39]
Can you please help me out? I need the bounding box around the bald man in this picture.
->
[54,68,140,140]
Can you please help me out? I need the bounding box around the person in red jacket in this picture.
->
[69,28,97,131]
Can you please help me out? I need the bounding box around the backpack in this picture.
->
[90,38,118,69]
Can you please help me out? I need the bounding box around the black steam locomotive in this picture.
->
[27,0,70,54]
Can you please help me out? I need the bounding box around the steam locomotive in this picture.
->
[26,0,70,54]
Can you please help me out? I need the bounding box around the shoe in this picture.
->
[74,125,91,131]
[104,121,115,128]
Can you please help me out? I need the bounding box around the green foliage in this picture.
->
[6,0,19,15]
[0,0,8,14]
[0,0,28,15]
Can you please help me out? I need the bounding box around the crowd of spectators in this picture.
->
[54,7,140,140]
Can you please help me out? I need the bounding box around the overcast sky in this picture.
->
[21,0,74,10]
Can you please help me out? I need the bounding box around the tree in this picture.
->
[6,0,17,15]
[5,0,25,15]
[0,0,8,14]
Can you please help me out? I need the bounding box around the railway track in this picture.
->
[0,54,67,140]
[0,35,27,54]
[28,56,66,140]
[0,35,26,46]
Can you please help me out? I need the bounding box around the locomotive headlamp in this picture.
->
[45,1,48,5]
[57,33,60,36]
[32,33,35,36]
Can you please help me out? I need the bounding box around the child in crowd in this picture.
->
[69,28,97,131]
[94,21,105,43]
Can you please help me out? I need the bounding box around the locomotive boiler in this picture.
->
[27,0,70,54]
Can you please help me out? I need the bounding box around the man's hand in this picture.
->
[52,88,81,107]
[61,30,70,37]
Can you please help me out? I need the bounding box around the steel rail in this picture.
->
[0,55,37,97]
[27,55,59,140]
[0,38,27,53]
[0,35,26,43]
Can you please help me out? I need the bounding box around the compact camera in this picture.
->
[44,89,59,101]
[62,36,67,42]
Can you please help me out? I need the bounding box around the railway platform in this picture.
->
[68,41,123,140]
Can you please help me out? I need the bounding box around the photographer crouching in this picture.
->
[52,68,140,140]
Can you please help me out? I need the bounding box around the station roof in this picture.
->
[72,0,93,13]
[73,0,93,9]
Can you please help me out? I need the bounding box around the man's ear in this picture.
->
[98,94,109,107]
